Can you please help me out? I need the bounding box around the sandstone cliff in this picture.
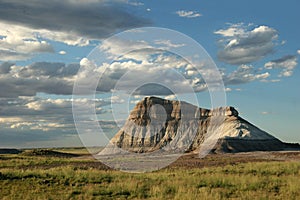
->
[109,96,299,153]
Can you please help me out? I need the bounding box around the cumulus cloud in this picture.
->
[215,23,278,65]
[154,40,185,49]
[0,53,274,98]
[264,55,297,77]
[0,0,148,38]
[0,0,149,55]
[87,37,209,95]
[79,49,272,96]
[0,34,285,98]
[0,22,54,61]
[176,10,202,18]
[104,60,192,95]
[297,50,300,55]
[0,62,80,97]
[0,62,14,74]
[59,51,67,55]
[99,38,152,59]
[110,95,125,104]
[81,38,200,95]
[0,95,123,147]
[0,97,107,131]
[0,49,29,61]
[0,44,280,99]
[127,1,144,6]
[224,65,270,85]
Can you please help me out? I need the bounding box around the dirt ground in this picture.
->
[75,151,300,170]
[2,149,299,171]
[167,151,300,169]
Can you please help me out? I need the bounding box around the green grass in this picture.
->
[0,154,299,200]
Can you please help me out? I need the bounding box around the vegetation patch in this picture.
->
[0,151,299,199]
[21,149,79,158]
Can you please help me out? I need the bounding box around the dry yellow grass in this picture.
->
[0,151,299,199]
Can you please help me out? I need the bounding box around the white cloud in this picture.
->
[90,37,280,95]
[154,40,185,49]
[10,121,70,132]
[281,71,292,77]
[0,0,149,61]
[0,33,283,99]
[99,37,189,63]
[0,20,90,49]
[110,96,125,104]
[225,88,232,92]
[0,58,278,99]
[176,10,202,18]
[59,51,67,55]
[0,117,23,123]
[0,97,108,131]
[78,41,206,95]
[132,95,142,99]
[0,62,80,97]
[79,51,274,96]
[0,50,29,61]
[297,50,300,55]
[127,1,144,6]
[261,111,275,115]
[270,79,281,83]
[1,51,193,97]
[99,38,151,60]
[215,23,278,65]
[214,23,245,37]
[25,98,73,111]
[39,30,90,46]
[130,100,141,104]
[224,65,270,85]
[255,72,270,79]
[0,22,54,61]
[264,55,297,77]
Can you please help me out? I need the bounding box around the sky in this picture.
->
[0,0,299,148]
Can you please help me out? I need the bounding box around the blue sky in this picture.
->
[0,0,299,148]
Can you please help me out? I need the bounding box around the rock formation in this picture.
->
[110,96,299,153]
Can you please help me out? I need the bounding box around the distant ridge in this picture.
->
[0,148,22,154]
[21,149,79,157]
[109,96,300,153]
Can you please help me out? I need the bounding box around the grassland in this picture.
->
[0,149,299,200]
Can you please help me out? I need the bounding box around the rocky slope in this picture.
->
[110,96,299,153]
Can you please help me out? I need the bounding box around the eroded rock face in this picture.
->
[110,96,299,153]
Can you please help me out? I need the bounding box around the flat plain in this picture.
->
[0,148,299,200]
